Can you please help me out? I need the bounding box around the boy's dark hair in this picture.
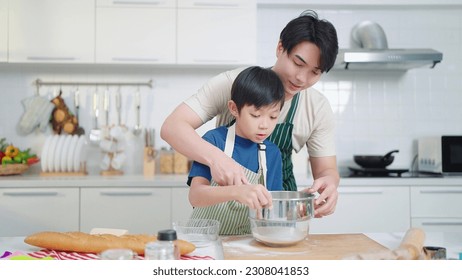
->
[231,66,284,112]
[279,10,339,73]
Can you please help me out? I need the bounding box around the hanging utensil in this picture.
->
[132,87,142,136]
[74,87,85,136]
[89,91,101,144]
[104,88,110,127]
[116,87,122,126]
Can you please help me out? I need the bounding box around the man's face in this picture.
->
[272,41,323,99]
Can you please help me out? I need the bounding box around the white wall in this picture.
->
[1,4,461,177]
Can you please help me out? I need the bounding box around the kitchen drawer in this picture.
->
[178,0,253,8]
[411,186,462,218]
[97,0,176,8]
[412,218,462,232]
[0,188,79,236]
[80,188,171,234]
[311,186,410,233]
[171,187,193,223]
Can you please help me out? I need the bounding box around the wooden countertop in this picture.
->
[222,234,387,260]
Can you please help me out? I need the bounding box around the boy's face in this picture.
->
[272,40,323,99]
[228,101,281,143]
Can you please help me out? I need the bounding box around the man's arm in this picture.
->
[160,103,248,185]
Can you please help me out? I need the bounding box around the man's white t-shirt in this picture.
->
[184,67,336,157]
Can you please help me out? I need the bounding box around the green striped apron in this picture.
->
[189,124,267,235]
[268,93,300,191]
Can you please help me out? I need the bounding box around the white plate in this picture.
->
[53,135,66,172]
[47,135,59,172]
[40,135,53,172]
[60,135,72,172]
[73,136,86,172]
[67,135,79,172]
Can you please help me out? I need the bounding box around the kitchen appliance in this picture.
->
[248,191,314,247]
[418,136,462,175]
[334,21,443,70]
[354,149,399,168]
[348,167,408,177]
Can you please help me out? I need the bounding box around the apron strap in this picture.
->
[258,143,267,186]
[286,93,300,124]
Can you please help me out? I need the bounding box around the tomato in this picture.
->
[27,157,40,165]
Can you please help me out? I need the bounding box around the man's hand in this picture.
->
[210,153,249,186]
[305,174,339,218]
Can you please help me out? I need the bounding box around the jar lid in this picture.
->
[157,229,177,241]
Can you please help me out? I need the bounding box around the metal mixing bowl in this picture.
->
[248,191,315,247]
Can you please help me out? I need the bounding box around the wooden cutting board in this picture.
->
[222,234,387,260]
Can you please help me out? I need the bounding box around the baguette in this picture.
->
[24,231,196,256]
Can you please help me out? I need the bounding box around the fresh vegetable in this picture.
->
[2,156,13,165]
[26,156,40,165]
[5,145,20,158]
[0,138,39,166]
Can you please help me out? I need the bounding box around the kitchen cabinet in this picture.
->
[8,0,95,63]
[177,0,257,65]
[310,186,411,234]
[0,188,79,236]
[0,0,7,62]
[80,188,171,234]
[171,187,194,223]
[410,186,462,232]
[95,0,176,64]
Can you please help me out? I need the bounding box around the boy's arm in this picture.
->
[189,177,272,210]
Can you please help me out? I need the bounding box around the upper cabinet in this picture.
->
[95,0,176,64]
[0,0,6,62]
[8,0,95,63]
[177,0,257,65]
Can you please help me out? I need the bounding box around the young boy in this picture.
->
[187,66,285,235]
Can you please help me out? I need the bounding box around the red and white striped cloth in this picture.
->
[28,249,214,260]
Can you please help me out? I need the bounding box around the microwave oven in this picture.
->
[418,136,462,174]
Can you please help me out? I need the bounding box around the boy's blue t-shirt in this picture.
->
[187,126,283,191]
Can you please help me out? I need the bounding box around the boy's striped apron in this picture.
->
[189,124,267,235]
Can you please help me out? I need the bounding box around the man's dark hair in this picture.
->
[279,10,339,73]
[231,66,284,112]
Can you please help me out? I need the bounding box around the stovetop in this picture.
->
[346,167,444,178]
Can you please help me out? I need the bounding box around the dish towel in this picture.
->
[1,250,214,260]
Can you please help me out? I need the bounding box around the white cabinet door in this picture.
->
[410,186,462,232]
[171,187,194,224]
[0,0,6,62]
[310,186,410,234]
[0,188,79,236]
[95,0,176,64]
[80,188,171,234]
[177,0,256,65]
[8,0,95,63]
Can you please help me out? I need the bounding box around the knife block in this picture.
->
[143,147,156,177]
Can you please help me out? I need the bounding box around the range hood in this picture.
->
[333,21,443,71]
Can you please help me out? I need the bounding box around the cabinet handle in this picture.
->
[100,191,153,196]
[422,222,462,226]
[193,59,239,63]
[192,2,240,7]
[420,190,462,194]
[3,191,59,197]
[112,1,165,5]
[27,56,76,61]
[339,190,383,195]
[112,57,160,62]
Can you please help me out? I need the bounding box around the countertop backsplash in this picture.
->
[1,4,462,177]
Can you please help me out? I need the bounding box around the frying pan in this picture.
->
[354,150,399,168]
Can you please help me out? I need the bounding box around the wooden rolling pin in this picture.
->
[344,228,429,260]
